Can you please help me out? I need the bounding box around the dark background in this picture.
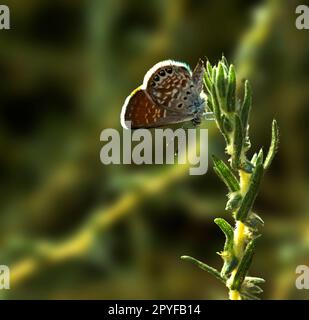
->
[0,0,308,299]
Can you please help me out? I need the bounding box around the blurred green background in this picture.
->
[0,0,308,299]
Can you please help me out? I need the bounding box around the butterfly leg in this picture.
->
[191,112,203,127]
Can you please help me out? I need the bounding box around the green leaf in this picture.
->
[236,161,264,222]
[241,80,252,137]
[231,237,259,290]
[244,276,265,284]
[203,73,212,94]
[216,63,227,110]
[256,149,264,165]
[212,155,240,192]
[222,116,233,133]
[214,218,234,252]
[240,292,261,300]
[245,212,264,229]
[221,55,229,70]
[264,119,279,170]
[212,65,217,83]
[206,60,213,79]
[221,256,238,277]
[214,218,239,277]
[244,136,251,151]
[231,115,243,169]
[206,97,214,112]
[246,284,263,294]
[241,280,264,298]
[211,83,223,130]
[226,192,242,210]
[181,255,225,283]
[227,65,236,112]
[251,153,258,165]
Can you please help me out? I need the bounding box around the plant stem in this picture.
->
[234,221,246,257]
[239,170,251,196]
[228,221,246,299]
[182,57,279,300]
[229,289,241,300]
[228,171,251,299]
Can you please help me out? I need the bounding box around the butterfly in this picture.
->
[120,59,207,129]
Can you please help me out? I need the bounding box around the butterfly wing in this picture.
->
[192,58,205,94]
[120,88,188,129]
[144,60,204,117]
[120,60,206,129]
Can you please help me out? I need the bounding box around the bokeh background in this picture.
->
[0,0,308,299]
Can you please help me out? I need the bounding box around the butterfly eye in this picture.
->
[159,70,166,76]
[177,103,183,108]
[166,67,172,74]
[154,75,160,81]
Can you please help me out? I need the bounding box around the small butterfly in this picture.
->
[120,59,207,129]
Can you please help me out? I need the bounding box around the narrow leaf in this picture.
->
[231,115,243,169]
[251,153,257,165]
[221,55,229,70]
[203,73,212,94]
[221,257,238,277]
[241,282,263,298]
[206,60,213,79]
[264,119,279,170]
[231,237,259,290]
[236,162,264,222]
[212,155,240,192]
[211,83,224,133]
[245,212,264,229]
[181,255,225,283]
[206,97,214,112]
[227,65,236,112]
[247,284,263,294]
[214,218,234,252]
[244,136,251,151]
[216,62,226,98]
[256,149,264,166]
[240,292,261,300]
[241,80,252,137]
[212,66,217,83]
[244,276,265,284]
[222,116,233,133]
[226,192,242,210]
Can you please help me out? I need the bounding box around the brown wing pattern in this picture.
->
[120,60,205,129]
[146,65,192,112]
[122,89,186,129]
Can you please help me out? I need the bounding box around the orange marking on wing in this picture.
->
[123,88,176,128]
